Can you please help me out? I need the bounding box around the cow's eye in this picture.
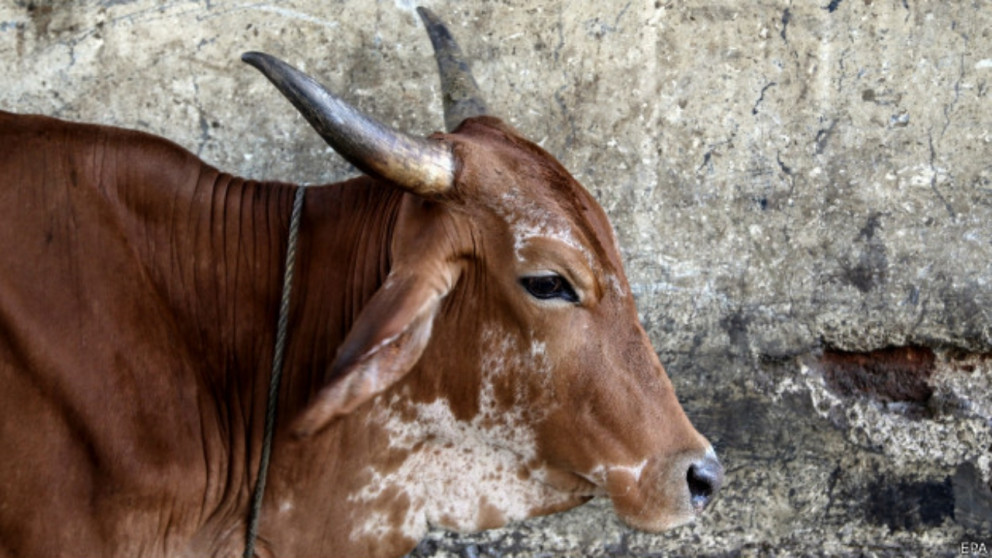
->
[520,275,579,303]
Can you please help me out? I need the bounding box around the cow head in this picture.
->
[245,5,721,547]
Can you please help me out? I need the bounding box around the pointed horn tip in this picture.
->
[415,6,432,21]
[241,51,265,66]
[416,6,451,36]
[239,52,319,97]
[241,51,287,75]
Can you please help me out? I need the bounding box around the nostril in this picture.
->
[686,455,724,512]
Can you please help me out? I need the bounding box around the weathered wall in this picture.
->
[2,0,990,555]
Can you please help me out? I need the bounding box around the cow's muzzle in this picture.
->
[603,446,724,532]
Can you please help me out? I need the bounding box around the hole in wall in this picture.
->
[816,345,936,417]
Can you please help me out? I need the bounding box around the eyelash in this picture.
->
[519,274,579,303]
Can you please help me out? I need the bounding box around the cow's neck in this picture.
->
[274,178,405,418]
[149,173,404,419]
[126,168,406,550]
[246,179,419,557]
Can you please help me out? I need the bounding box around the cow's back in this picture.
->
[0,111,221,556]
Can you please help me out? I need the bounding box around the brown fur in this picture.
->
[0,111,717,558]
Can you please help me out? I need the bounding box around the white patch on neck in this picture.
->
[348,325,568,543]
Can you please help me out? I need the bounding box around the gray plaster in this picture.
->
[2,0,990,555]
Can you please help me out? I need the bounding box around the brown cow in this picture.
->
[0,7,721,558]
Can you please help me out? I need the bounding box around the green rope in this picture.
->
[244,184,306,558]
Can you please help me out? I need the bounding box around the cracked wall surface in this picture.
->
[2,0,990,556]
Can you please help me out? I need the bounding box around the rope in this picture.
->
[244,184,307,558]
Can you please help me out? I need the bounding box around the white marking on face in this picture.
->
[493,192,591,265]
[604,272,627,298]
[584,458,649,486]
[611,458,649,481]
[348,325,569,544]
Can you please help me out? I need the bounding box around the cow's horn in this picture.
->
[242,51,454,197]
[416,7,488,132]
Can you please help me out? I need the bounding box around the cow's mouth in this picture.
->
[538,467,605,498]
[531,465,701,532]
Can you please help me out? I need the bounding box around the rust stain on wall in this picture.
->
[818,346,936,404]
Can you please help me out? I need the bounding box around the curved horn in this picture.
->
[242,51,454,197]
[416,7,489,132]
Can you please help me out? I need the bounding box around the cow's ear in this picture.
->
[292,263,459,437]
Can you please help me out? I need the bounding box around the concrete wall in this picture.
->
[3,0,990,555]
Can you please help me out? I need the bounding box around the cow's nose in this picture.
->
[686,453,723,512]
